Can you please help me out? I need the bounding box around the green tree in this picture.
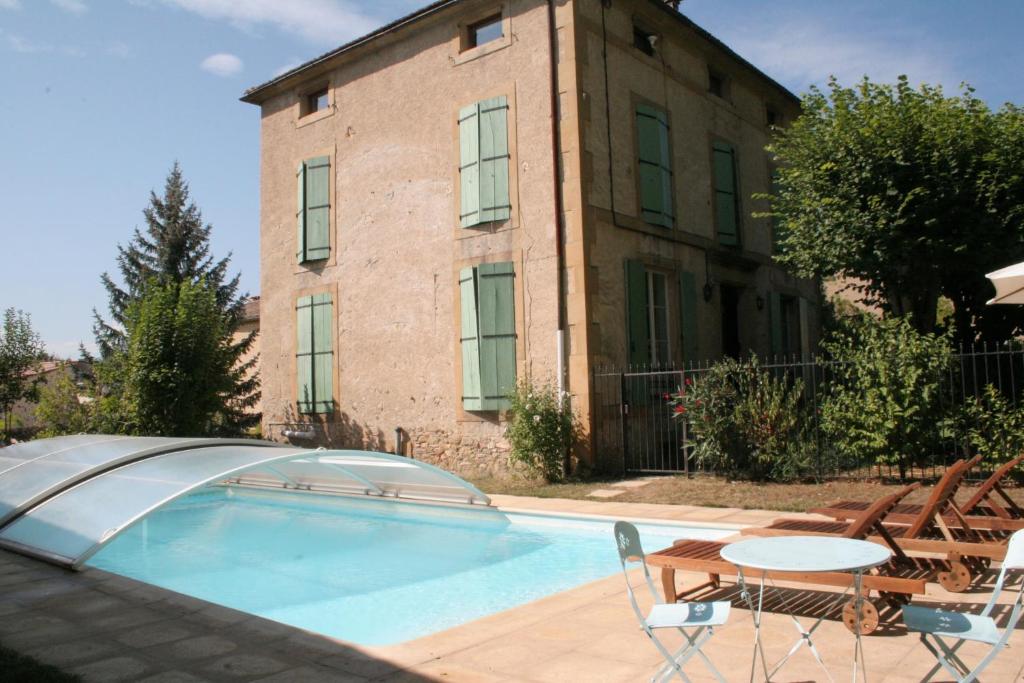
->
[0,309,45,440]
[92,164,259,434]
[118,278,248,436]
[820,314,952,480]
[767,77,1024,343]
[35,367,94,437]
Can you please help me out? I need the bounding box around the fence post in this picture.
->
[619,371,627,476]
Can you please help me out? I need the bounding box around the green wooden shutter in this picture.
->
[296,295,314,413]
[768,292,783,357]
[770,166,782,253]
[636,105,673,228]
[478,97,511,224]
[477,262,516,410]
[459,266,482,411]
[460,97,510,228]
[625,260,650,365]
[311,293,334,413]
[304,156,331,261]
[459,103,480,227]
[678,271,698,363]
[296,162,306,261]
[713,141,739,245]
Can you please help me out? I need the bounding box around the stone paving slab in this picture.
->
[0,494,1022,682]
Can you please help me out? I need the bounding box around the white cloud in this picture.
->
[106,41,131,58]
[51,0,87,14]
[162,0,380,45]
[719,18,959,95]
[200,52,243,76]
[0,0,20,9]
[6,33,52,53]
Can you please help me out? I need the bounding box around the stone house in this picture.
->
[241,0,819,475]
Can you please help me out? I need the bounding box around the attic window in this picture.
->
[633,25,656,56]
[301,87,329,117]
[466,13,503,49]
[766,106,780,127]
[708,68,727,99]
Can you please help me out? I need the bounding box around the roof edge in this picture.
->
[240,0,460,104]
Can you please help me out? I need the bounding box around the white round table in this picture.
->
[721,536,892,683]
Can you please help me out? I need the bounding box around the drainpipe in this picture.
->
[547,0,569,476]
[547,0,567,401]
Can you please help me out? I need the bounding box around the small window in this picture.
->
[466,13,503,49]
[766,106,779,127]
[308,89,328,114]
[708,68,726,98]
[300,86,329,118]
[633,25,656,57]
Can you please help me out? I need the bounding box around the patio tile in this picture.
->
[516,651,650,683]
[70,655,152,682]
[201,653,289,678]
[167,635,239,660]
[252,665,368,682]
[586,488,625,498]
[27,639,121,667]
[115,622,195,648]
[137,672,213,683]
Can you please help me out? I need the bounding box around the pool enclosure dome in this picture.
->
[0,435,490,569]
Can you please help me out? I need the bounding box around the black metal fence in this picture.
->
[593,341,1024,479]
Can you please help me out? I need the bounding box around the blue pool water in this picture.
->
[88,487,732,645]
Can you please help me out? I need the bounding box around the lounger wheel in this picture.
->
[842,598,879,635]
[937,560,972,593]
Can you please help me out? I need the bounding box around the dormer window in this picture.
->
[633,25,656,57]
[466,13,503,50]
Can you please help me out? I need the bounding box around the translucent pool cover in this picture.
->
[0,436,491,568]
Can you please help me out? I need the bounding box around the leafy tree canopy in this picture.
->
[768,76,1024,343]
[0,308,45,440]
[111,278,253,436]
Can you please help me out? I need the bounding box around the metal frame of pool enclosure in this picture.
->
[0,435,491,570]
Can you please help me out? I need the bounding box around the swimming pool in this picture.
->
[88,487,732,645]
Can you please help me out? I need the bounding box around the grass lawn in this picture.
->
[0,643,80,682]
[471,473,1024,513]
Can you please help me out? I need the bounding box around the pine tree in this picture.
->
[92,163,259,435]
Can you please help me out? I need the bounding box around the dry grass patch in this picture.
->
[471,474,1024,513]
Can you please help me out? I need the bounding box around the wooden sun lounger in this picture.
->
[812,454,1024,531]
[645,485,929,635]
[743,459,1011,592]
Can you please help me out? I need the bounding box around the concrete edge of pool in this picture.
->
[4,495,1021,682]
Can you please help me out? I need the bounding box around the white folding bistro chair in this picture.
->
[614,521,730,683]
[902,527,1024,683]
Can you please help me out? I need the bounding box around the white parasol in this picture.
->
[986,261,1024,304]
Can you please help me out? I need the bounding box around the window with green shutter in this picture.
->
[459,262,516,410]
[459,96,511,228]
[678,270,698,363]
[712,141,740,246]
[625,260,650,366]
[296,156,331,263]
[296,293,334,414]
[636,104,673,228]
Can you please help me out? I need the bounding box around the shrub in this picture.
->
[671,357,813,481]
[505,379,578,482]
[820,313,952,480]
[959,383,1024,471]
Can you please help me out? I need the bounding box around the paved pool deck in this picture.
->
[0,494,1021,682]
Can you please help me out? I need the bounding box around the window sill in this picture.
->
[296,105,335,129]
[453,35,511,66]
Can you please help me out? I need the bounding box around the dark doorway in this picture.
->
[720,285,741,359]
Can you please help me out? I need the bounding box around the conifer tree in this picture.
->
[93,163,259,435]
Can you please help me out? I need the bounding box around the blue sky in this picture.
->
[1,0,1021,357]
